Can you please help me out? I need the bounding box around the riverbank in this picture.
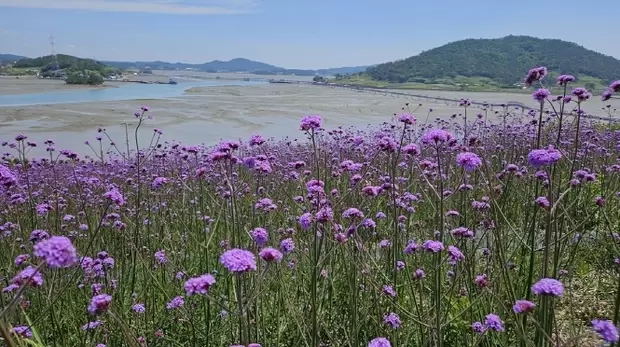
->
[0,77,118,95]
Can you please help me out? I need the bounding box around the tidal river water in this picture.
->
[0,79,263,107]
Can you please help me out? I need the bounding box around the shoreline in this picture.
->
[0,77,118,96]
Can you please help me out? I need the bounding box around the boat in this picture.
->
[168,79,178,85]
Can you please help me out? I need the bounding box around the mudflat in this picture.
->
[0,77,118,95]
[0,82,616,158]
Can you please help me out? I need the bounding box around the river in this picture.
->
[0,79,264,107]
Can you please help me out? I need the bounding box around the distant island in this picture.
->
[338,35,620,92]
[0,54,122,85]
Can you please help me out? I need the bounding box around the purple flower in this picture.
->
[471,321,485,334]
[383,312,401,329]
[88,294,112,315]
[402,144,420,156]
[602,89,613,101]
[532,88,550,102]
[166,296,184,310]
[456,152,482,171]
[220,249,257,273]
[11,326,32,338]
[103,188,125,206]
[447,245,465,264]
[298,213,313,230]
[82,320,103,331]
[422,129,453,145]
[382,285,397,297]
[259,247,283,262]
[342,207,364,219]
[250,227,269,246]
[572,87,591,101]
[132,303,146,313]
[154,250,168,265]
[475,274,489,288]
[368,337,392,347]
[404,240,419,254]
[152,177,168,189]
[36,203,52,215]
[414,268,425,279]
[33,236,77,268]
[14,254,30,266]
[422,240,444,253]
[378,136,397,152]
[315,206,333,223]
[29,229,49,242]
[592,319,619,343]
[513,300,536,314]
[398,113,415,125]
[527,147,562,168]
[535,196,550,208]
[451,227,474,238]
[300,115,322,131]
[184,274,216,296]
[280,238,295,254]
[525,66,547,86]
[611,80,620,93]
[11,266,44,287]
[556,74,575,85]
[531,278,564,297]
[484,313,504,332]
[249,134,265,146]
[0,164,18,188]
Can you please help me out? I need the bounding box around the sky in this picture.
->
[0,0,618,69]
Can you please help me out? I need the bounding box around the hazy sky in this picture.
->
[0,0,617,69]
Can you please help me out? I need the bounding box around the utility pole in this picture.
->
[49,35,60,72]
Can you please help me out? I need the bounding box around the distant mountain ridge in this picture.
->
[0,54,25,63]
[366,35,620,86]
[102,58,372,76]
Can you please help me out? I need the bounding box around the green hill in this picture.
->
[365,35,620,88]
[14,54,120,77]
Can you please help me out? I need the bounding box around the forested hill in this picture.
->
[14,54,108,71]
[366,36,620,85]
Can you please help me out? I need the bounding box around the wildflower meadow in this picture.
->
[2,70,620,347]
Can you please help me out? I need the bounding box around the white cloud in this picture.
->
[67,44,76,48]
[0,0,255,14]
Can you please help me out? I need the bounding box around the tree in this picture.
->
[66,70,104,85]
[87,71,103,85]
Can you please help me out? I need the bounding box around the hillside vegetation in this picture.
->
[366,35,620,87]
[14,54,121,79]
[0,54,25,64]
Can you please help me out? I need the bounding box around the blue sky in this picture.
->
[0,0,617,69]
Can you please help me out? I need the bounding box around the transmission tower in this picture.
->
[49,35,60,71]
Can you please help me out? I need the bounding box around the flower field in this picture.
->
[1,71,620,347]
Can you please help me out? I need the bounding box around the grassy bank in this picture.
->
[334,74,609,94]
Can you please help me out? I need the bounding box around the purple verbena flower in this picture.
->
[220,249,257,273]
[531,278,564,297]
[592,319,619,343]
[33,236,77,268]
[184,274,216,296]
